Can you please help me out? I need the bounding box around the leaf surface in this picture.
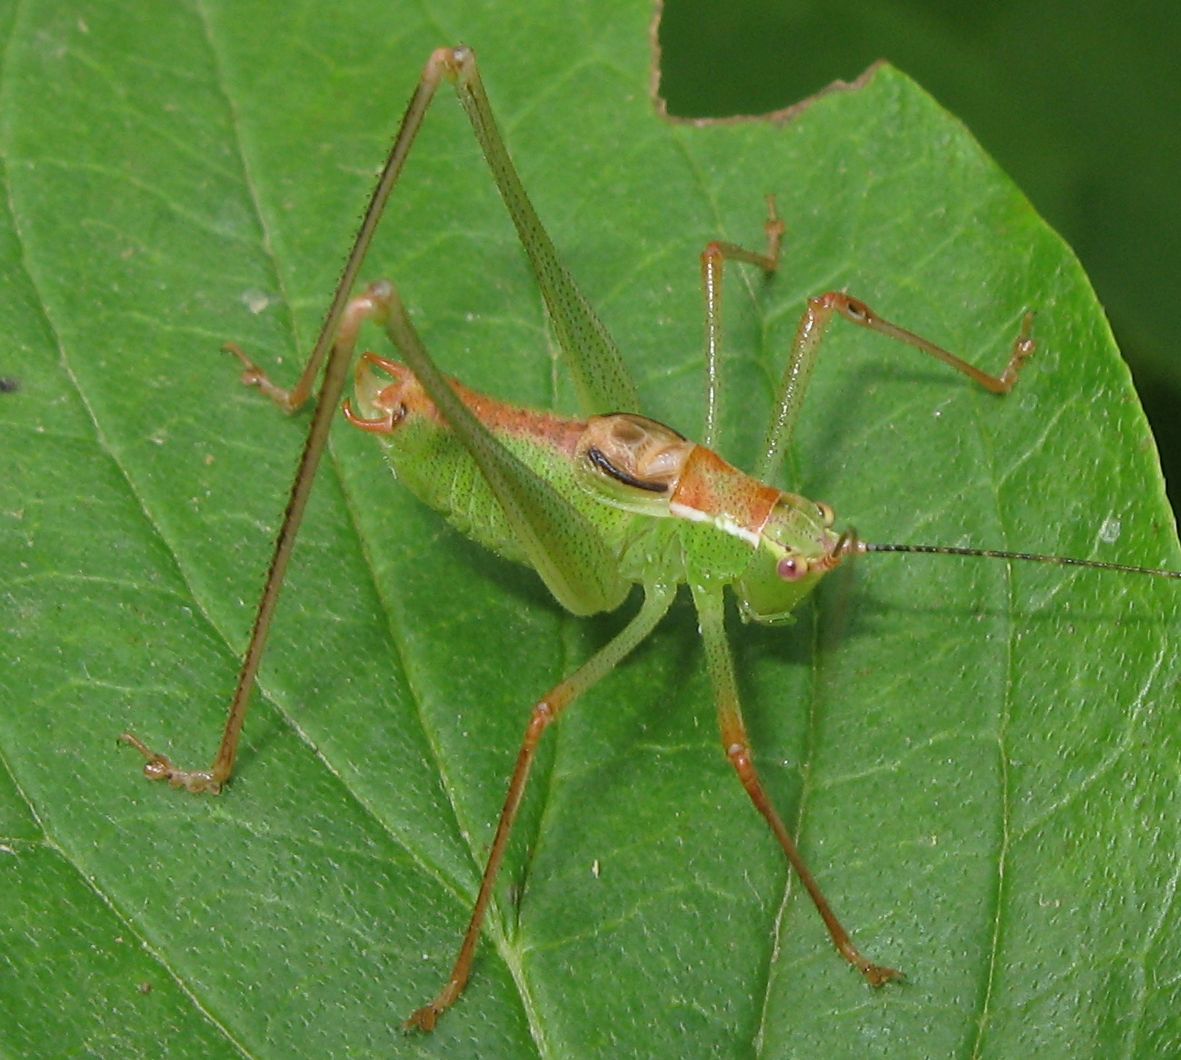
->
[1,2,1178,1056]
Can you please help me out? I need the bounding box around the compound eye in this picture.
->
[777,555,809,582]
[815,501,835,526]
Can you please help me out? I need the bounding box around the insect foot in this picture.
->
[118,732,223,794]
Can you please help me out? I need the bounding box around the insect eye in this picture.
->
[777,555,809,581]
[815,501,835,526]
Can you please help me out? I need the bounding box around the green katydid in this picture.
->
[118,47,1181,1032]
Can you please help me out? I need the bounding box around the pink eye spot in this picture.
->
[778,556,807,581]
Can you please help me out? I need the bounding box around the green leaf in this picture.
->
[1,2,1177,1056]
[658,0,1181,522]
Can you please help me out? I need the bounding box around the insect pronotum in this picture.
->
[119,47,1181,1031]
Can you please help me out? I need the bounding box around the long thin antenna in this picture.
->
[862,541,1181,579]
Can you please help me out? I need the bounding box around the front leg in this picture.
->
[690,581,901,986]
[756,294,1034,480]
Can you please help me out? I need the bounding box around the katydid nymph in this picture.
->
[119,47,1181,1032]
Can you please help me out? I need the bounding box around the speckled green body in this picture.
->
[352,357,845,623]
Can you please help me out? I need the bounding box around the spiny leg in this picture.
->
[356,279,629,616]
[405,583,676,1032]
[756,292,1035,480]
[123,45,637,791]
[223,53,472,416]
[120,55,478,784]
[689,582,901,986]
[119,286,390,793]
[700,196,785,450]
[231,46,636,418]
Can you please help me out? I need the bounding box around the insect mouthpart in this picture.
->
[834,528,865,563]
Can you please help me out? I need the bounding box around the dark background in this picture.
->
[659,0,1181,521]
